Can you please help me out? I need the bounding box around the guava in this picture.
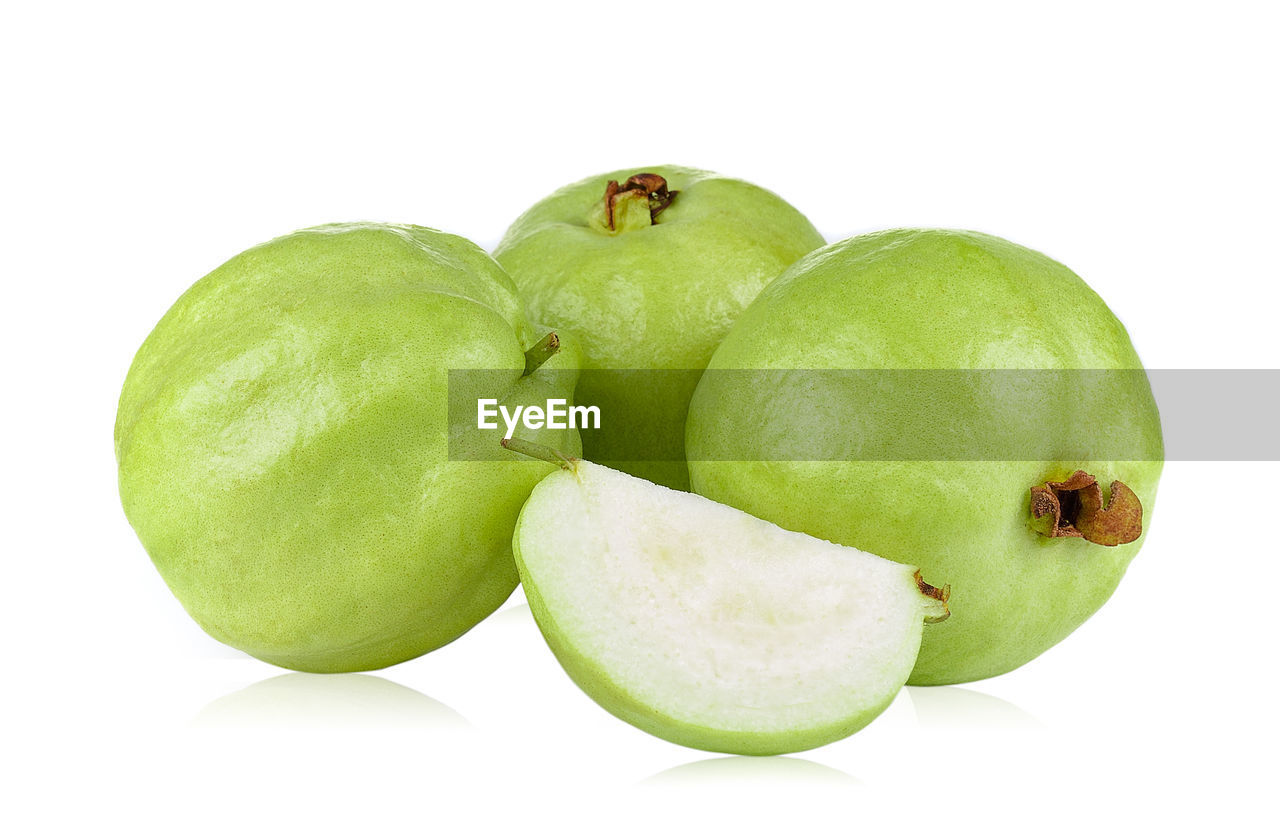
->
[686,229,1163,685]
[494,166,824,490]
[505,440,949,755]
[115,223,581,673]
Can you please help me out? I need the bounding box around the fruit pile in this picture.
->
[115,166,1162,755]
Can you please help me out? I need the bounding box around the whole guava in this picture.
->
[115,223,581,672]
[494,166,824,490]
[686,229,1163,685]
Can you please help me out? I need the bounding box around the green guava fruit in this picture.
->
[505,440,949,756]
[686,229,1163,685]
[115,223,581,673]
[494,166,824,490]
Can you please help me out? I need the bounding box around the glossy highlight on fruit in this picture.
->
[115,223,581,672]
[687,228,1163,685]
[506,441,949,755]
[495,165,824,490]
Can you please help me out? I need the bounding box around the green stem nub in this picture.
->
[501,437,577,470]
[523,331,560,376]
[598,173,679,232]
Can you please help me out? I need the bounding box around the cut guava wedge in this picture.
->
[508,449,949,755]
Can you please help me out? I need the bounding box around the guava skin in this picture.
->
[494,165,824,491]
[686,229,1163,685]
[115,223,581,673]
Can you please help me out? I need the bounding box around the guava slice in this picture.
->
[509,448,948,755]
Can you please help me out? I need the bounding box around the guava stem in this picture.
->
[599,173,678,231]
[523,332,560,376]
[501,437,577,470]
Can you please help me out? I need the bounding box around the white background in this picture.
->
[3,2,1276,826]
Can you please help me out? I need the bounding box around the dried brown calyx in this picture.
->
[1030,470,1143,546]
[914,571,952,623]
[600,173,679,231]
